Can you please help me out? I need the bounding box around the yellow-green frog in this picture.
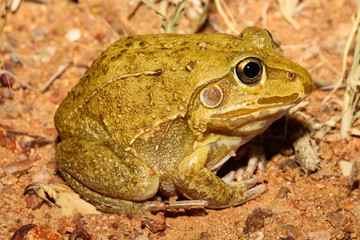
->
[54,27,312,214]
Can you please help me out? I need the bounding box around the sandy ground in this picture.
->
[1,0,360,239]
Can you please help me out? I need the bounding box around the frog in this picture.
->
[54,26,313,214]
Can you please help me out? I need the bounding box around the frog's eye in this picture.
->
[235,58,263,84]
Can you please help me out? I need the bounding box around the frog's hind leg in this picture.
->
[56,137,160,214]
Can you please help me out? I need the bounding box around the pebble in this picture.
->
[272,204,297,214]
[31,168,51,182]
[0,100,22,119]
[3,159,33,174]
[276,186,291,199]
[277,224,302,238]
[326,211,348,228]
[141,213,166,233]
[245,208,273,232]
[68,228,91,240]
[196,232,213,240]
[1,173,18,185]
[65,28,81,42]
[320,198,340,213]
[11,224,64,240]
[350,205,360,220]
[0,63,15,87]
[308,230,331,240]
[279,159,298,172]
[339,160,352,177]
[135,235,149,240]
[0,88,13,100]
[10,52,23,65]
[25,194,45,210]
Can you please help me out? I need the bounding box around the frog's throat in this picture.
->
[202,104,294,173]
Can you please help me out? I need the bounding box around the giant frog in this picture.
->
[54,27,313,214]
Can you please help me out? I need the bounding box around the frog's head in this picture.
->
[188,27,313,137]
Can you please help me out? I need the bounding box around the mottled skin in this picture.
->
[55,27,313,214]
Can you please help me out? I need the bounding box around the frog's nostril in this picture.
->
[286,72,295,80]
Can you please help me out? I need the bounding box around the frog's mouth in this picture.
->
[209,103,296,135]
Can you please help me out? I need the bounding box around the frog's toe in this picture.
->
[243,184,266,201]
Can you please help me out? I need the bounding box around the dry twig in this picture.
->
[214,0,238,33]
[0,62,69,92]
[142,0,189,33]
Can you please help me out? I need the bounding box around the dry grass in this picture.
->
[141,0,190,33]
[277,0,311,30]
[321,3,360,139]
[338,5,360,138]
[213,0,238,34]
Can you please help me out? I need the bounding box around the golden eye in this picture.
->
[235,58,263,84]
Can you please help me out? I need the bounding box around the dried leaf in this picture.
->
[24,183,101,216]
[292,128,320,174]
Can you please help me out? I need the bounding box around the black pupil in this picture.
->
[243,62,260,79]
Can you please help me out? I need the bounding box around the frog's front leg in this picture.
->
[56,137,161,214]
[173,145,266,209]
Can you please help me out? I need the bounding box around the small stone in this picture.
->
[245,208,273,232]
[327,211,348,228]
[1,173,18,185]
[110,222,118,230]
[65,28,81,42]
[276,186,291,199]
[308,230,331,240]
[68,228,91,240]
[196,232,213,240]
[135,235,149,240]
[248,231,265,239]
[277,224,302,238]
[0,88,13,100]
[10,52,23,65]
[292,200,308,211]
[25,194,45,210]
[320,198,340,213]
[272,204,296,214]
[0,63,15,87]
[141,213,166,233]
[309,172,323,181]
[279,159,298,172]
[0,100,22,119]
[350,205,360,220]
[31,168,51,182]
[339,160,353,177]
[11,224,64,240]
[3,159,34,174]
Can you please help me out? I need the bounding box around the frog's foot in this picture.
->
[233,144,267,182]
[222,171,263,186]
[221,171,267,206]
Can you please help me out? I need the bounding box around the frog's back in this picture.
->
[55,33,244,146]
